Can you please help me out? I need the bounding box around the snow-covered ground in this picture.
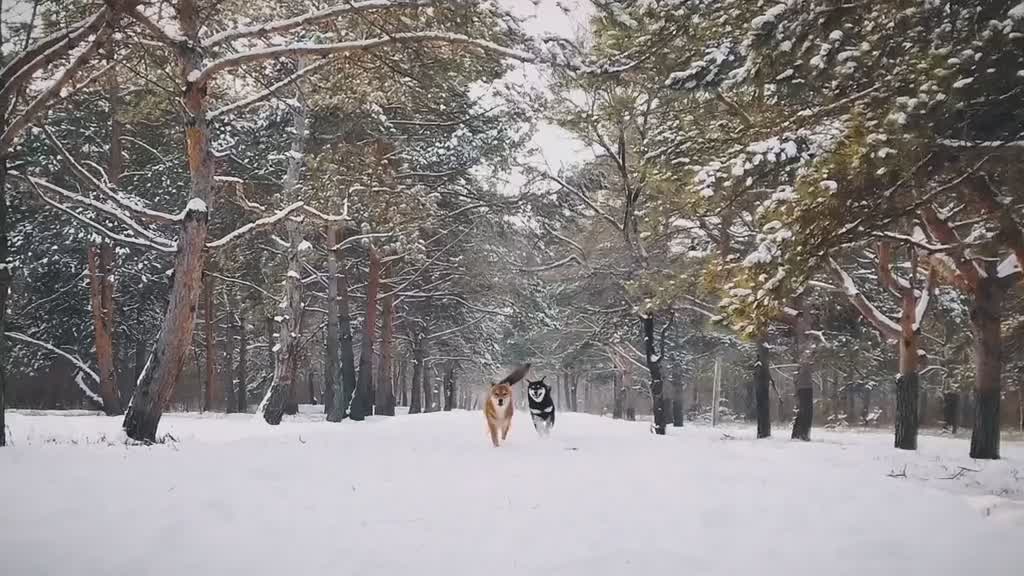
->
[2,409,1022,575]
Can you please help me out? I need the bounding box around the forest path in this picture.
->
[1,409,1022,575]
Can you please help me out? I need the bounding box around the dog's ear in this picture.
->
[539,376,546,383]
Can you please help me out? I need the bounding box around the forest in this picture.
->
[0,0,1022,466]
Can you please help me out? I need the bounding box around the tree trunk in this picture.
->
[307,371,316,405]
[443,361,457,411]
[88,241,121,415]
[257,64,307,426]
[623,367,636,421]
[351,246,380,421]
[754,339,771,438]
[122,205,208,441]
[327,226,357,422]
[223,291,237,413]
[790,304,814,441]
[409,334,423,414]
[202,268,217,412]
[0,153,8,447]
[123,7,214,442]
[612,370,623,419]
[969,276,1003,459]
[641,314,668,434]
[236,311,248,413]
[323,224,340,414]
[374,290,395,415]
[671,362,684,427]
[422,345,432,413]
[894,283,920,450]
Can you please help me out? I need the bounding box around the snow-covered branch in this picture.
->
[193,33,536,88]
[207,202,305,249]
[542,171,623,232]
[518,254,585,272]
[913,267,936,331]
[13,170,175,251]
[0,16,114,151]
[428,315,488,341]
[43,129,181,225]
[828,257,901,339]
[5,331,103,406]
[0,8,109,104]
[202,0,440,48]
[17,173,177,253]
[209,59,330,119]
[920,205,981,290]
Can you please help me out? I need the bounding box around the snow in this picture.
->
[998,253,1021,278]
[1010,2,1024,21]
[185,198,207,213]
[1,410,1021,575]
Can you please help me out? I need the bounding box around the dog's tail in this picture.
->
[497,363,530,385]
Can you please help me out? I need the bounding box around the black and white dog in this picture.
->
[526,377,555,436]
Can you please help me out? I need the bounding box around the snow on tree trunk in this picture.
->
[409,334,423,414]
[88,241,121,415]
[351,246,380,421]
[374,290,395,416]
[202,267,217,412]
[970,274,1004,460]
[323,225,340,414]
[258,61,308,426]
[894,286,920,450]
[642,314,668,435]
[754,339,771,438]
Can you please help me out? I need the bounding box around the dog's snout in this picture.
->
[497,399,504,406]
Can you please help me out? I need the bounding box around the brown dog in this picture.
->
[484,363,530,447]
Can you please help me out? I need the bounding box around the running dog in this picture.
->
[484,363,530,447]
[526,377,555,436]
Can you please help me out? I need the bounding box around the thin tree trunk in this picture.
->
[202,268,216,412]
[791,306,814,441]
[612,370,623,419]
[0,147,7,446]
[642,313,668,435]
[443,361,457,411]
[328,225,357,422]
[351,246,380,420]
[409,334,423,414]
[374,290,395,415]
[258,60,307,425]
[236,310,248,413]
[754,339,771,438]
[421,344,432,413]
[671,362,684,427]
[969,276,1003,459]
[323,224,340,414]
[88,242,121,414]
[224,290,237,412]
[123,4,213,442]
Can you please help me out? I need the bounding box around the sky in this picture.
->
[492,0,597,194]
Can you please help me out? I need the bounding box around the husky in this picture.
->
[484,364,530,447]
[526,377,555,436]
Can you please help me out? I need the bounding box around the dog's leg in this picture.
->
[501,419,510,441]
[488,421,500,447]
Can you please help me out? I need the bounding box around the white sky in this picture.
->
[492,0,596,194]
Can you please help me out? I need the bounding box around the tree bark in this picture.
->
[374,290,395,415]
[122,206,208,441]
[224,290,237,412]
[422,344,433,413]
[323,224,340,414]
[257,60,307,425]
[791,306,813,441]
[123,4,213,442]
[969,276,1003,459]
[409,334,423,414]
[443,361,457,411]
[236,310,248,413]
[327,225,357,422]
[202,268,217,412]
[754,339,772,438]
[88,241,121,415]
[0,150,7,446]
[612,369,623,419]
[642,313,669,435]
[351,246,380,420]
[671,362,684,427]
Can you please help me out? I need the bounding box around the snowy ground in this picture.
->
[2,409,1022,576]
